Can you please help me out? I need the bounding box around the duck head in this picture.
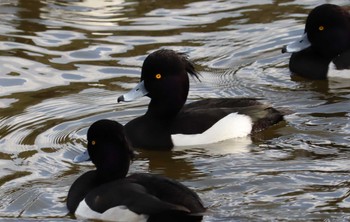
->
[118,49,200,117]
[282,4,350,58]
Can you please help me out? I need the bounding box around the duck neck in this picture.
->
[146,78,189,120]
[146,96,186,121]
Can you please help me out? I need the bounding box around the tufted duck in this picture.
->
[118,49,283,150]
[67,119,205,222]
[282,4,350,79]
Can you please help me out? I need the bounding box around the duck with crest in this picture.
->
[118,49,283,150]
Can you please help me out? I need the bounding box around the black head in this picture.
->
[305,4,350,58]
[87,119,134,182]
[140,49,199,115]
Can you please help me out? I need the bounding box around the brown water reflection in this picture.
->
[1,0,350,221]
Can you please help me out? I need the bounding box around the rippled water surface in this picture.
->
[1,0,350,221]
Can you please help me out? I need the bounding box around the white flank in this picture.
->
[75,199,148,222]
[328,63,350,79]
[172,113,252,146]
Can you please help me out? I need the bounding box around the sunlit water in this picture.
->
[1,0,350,221]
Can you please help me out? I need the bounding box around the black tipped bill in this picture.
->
[117,81,148,103]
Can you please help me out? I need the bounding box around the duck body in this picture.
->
[69,173,204,222]
[282,4,350,79]
[119,49,283,150]
[67,120,205,222]
[124,97,282,149]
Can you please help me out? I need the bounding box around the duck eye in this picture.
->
[318,25,325,31]
[91,140,96,145]
[155,74,162,79]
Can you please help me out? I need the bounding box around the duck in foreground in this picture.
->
[67,119,205,222]
[118,49,283,150]
[282,4,350,79]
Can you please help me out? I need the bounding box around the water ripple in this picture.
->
[1,0,350,221]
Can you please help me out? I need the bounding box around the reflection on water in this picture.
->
[0,0,350,221]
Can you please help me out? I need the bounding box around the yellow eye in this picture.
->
[319,25,324,31]
[155,74,161,79]
[91,140,96,145]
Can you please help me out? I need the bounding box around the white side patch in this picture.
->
[328,63,350,79]
[75,199,148,222]
[172,113,252,146]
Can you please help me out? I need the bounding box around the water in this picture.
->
[0,0,350,221]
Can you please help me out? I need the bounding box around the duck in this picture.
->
[67,119,206,222]
[118,49,283,150]
[282,4,350,79]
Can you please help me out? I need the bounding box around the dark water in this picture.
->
[1,0,350,221]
